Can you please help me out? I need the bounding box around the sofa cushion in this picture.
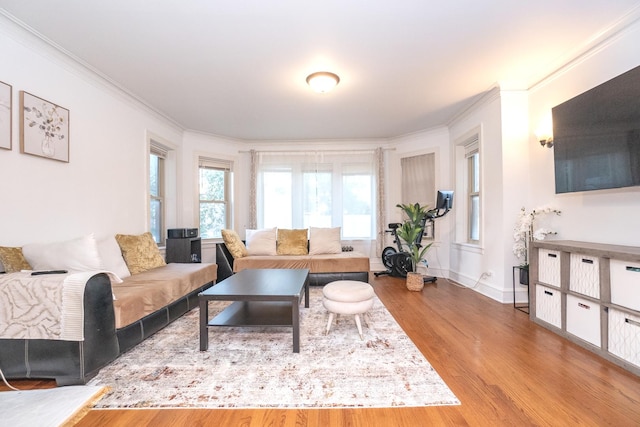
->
[111,263,217,329]
[97,236,131,278]
[277,228,309,255]
[309,227,342,255]
[233,252,370,274]
[115,232,166,275]
[0,246,32,273]
[22,234,102,272]
[221,229,248,258]
[246,227,277,255]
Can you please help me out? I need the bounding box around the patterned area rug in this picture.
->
[88,287,459,409]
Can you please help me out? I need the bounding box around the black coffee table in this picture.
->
[199,268,310,353]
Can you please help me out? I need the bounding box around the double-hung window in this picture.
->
[149,143,167,244]
[466,141,480,243]
[199,157,232,239]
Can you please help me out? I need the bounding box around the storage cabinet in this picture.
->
[166,237,202,263]
[535,285,562,329]
[530,240,640,376]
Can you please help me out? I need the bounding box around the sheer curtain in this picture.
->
[253,150,377,241]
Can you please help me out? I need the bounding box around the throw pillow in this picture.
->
[277,228,308,255]
[22,234,103,272]
[0,246,32,273]
[97,235,131,279]
[221,229,248,258]
[115,232,166,275]
[245,227,277,256]
[309,227,342,255]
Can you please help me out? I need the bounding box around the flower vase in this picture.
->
[42,136,55,157]
[519,266,529,286]
[406,272,424,291]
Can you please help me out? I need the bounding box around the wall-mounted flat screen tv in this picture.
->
[553,64,640,194]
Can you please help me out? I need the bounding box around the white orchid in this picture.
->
[513,206,561,265]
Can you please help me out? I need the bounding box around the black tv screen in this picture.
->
[553,65,640,194]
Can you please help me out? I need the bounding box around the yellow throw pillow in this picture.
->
[221,229,248,258]
[115,232,166,275]
[0,246,32,273]
[277,228,309,255]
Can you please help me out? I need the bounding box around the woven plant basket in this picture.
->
[406,272,424,291]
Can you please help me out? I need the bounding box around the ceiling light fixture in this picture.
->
[306,71,340,93]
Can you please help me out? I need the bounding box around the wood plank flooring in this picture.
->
[3,273,640,426]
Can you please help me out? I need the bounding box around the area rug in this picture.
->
[88,287,459,409]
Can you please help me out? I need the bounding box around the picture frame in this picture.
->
[0,80,11,150]
[20,91,69,162]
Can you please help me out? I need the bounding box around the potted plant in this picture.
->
[396,203,433,291]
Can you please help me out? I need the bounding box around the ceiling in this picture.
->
[1,1,639,141]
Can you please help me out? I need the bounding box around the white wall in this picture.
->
[528,20,640,247]
[0,16,183,246]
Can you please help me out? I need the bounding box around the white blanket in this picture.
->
[0,271,120,341]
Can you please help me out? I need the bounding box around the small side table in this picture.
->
[512,266,529,314]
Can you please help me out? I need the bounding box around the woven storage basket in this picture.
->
[406,272,424,291]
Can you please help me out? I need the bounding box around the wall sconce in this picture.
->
[537,134,554,148]
[535,114,554,148]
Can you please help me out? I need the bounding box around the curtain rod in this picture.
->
[238,147,395,154]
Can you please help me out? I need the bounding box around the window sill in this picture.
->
[452,242,484,254]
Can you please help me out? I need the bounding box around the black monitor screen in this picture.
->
[436,190,454,210]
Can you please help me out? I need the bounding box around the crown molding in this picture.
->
[0,10,184,134]
[528,4,640,91]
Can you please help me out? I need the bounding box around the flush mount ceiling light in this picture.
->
[306,71,340,93]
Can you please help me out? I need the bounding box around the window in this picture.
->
[149,143,166,244]
[466,142,480,243]
[199,157,232,239]
[257,152,375,239]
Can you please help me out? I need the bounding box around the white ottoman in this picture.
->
[322,280,375,340]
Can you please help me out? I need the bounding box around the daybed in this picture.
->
[0,233,217,385]
[216,227,370,286]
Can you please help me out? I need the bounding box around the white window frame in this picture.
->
[149,141,168,245]
[198,156,233,239]
[454,131,481,246]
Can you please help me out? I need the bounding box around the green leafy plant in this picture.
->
[395,203,433,273]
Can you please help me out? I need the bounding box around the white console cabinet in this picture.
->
[530,240,640,376]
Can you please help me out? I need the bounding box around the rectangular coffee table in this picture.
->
[199,268,310,353]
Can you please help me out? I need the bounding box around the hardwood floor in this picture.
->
[3,273,640,426]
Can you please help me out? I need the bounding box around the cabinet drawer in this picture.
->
[608,308,640,368]
[538,249,561,287]
[569,253,600,299]
[610,259,640,311]
[566,294,601,347]
[535,285,561,329]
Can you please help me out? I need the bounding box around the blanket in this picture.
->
[0,271,120,341]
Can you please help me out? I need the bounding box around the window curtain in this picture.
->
[401,153,435,209]
[375,147,385,255]
[253,150,376,240]
[249,149,257,229]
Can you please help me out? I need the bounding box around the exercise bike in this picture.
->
[374,190,453,280]
[374,216,431,279]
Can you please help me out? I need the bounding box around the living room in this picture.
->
[1,2,640,424]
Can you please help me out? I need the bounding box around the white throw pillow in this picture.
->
[97,235,131,278]
[22,233,103,272]
[309,227,342,255]
[245,227,277,255]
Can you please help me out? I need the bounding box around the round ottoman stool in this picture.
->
[322,280,375,340]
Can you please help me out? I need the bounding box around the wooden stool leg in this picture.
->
[354,314,364,340]
[326,312,335,335]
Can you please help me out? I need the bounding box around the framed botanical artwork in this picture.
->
[0,80,11,150]
[20,91,69,162]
